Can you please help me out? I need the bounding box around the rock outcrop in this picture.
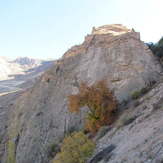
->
[1,24,162,163]
[89,79,163,163]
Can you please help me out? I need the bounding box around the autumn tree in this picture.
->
[68,79,117,133]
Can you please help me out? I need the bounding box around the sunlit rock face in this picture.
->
[3,24,162,163]
[63,24,140,59]
[63,24,161,101]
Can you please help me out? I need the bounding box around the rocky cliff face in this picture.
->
[89,79,163,163]
[1,24,162,163]
[0,89,29,162]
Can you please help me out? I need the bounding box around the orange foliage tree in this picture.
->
[68,79,117,133]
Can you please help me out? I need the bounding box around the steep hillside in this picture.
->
[89,79,163,162]
[1,24,162,163]
[0,89,30,162]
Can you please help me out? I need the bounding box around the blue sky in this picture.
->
[0,0,162,59]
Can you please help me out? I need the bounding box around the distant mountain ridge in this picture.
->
[0,56,23,81]
[14,57,41,68]
[0,56,56,93]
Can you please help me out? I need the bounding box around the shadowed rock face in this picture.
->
[0,88,29,162]
[1,24,162,163]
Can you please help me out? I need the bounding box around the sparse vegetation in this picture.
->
[46,141,59,158]
[118,113,134,126]
[140,87,148,94]
[68,79,117,133]
[7,125,19,163]
[147,37,163,60]
[143,94,150,100]
[53,132,95,163]
[131,90,140,100]
[7,139,16,163]
[7,101,21,163]
[97,126,111,139]
[131,87,148,100]
[66,126,76,135]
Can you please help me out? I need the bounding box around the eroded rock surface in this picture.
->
[1,24,162,163]
[0,89,28,162]
[90,79,163,163]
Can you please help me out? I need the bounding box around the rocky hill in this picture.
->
[0,24,162,163]
[89,80,163,162]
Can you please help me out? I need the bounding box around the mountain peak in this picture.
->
[63,24,140,58]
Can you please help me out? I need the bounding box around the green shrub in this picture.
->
[46,142,59,158]
[66,126,76,135]
[147,37,163,59]
[140,87,148,95]
[97,126,111,139]
[118,113,134,126]
[131,90,140,100]
[131,87,148,100]
[53,132,95,163]
[7,139,16,163]
[7,105,20,163]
